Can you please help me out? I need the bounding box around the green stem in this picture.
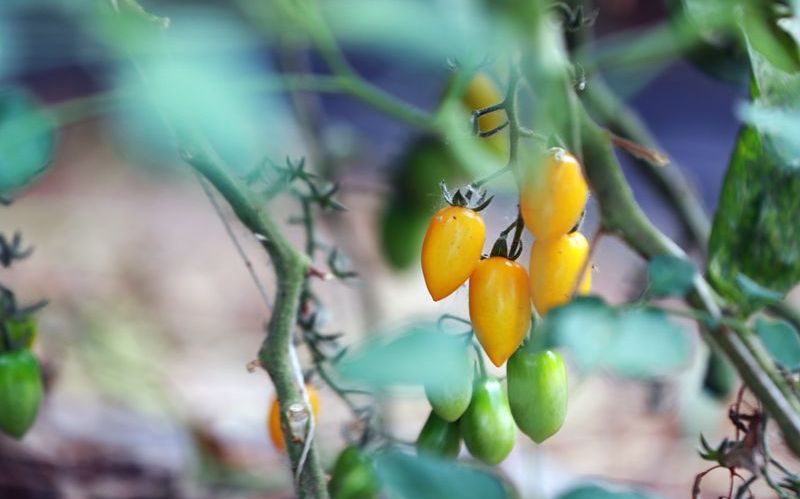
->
[181,136,328,498]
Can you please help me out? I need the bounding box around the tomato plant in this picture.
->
[328,446,380,499]
[459,377,516,465]
[268,384,320,452]
[0,349,43,439]
[416,411,461,459]
[529,231,591,316]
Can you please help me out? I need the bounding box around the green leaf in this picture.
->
[335,322,469,390]
[545,297,690,379]
[373,450,509,499]
[558,483,660,499]
[708,126,800,312]
[756,317,800,370]
[0,88,56,196]
[740,1,800,74]
[647,255,697,298]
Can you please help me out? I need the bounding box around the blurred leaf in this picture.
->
[373,449,509,499]
[707,126,800,312]
[0,88,56,196]
[756,317,800,370]
[735,274,785,306]
[647,255,697,298]
[546,297,690,379]
[740,1,800,74]
[335,322,468,389]
[558,483,660,499]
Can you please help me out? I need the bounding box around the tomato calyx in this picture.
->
[439,182,493,212]
[488,210,524,260]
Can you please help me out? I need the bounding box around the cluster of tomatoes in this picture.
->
[0,315,43,440]
[418,147,591,464]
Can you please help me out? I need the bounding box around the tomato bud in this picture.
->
[0,349,43,439]
[520,148,588,241]
[328,446,380,499]
[460,378,516,465]
[469,257,531,366]
[416,411,461,459]
[529,231,591,316]
[421,206,486,301]
[507,348,568,444]
[268,384,319,452]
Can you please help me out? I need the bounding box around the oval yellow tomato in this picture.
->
[469,257,531,366]
[529,231,591,316]
[460,73,508,160]
[421,206,486,301]
[520,149,588,240]
[268,384,320,452]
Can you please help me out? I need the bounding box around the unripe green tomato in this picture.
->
[460,378,516,465]
[328,446,380,499]
[379,201,429,271]
[0,349,43,439]
[507,348,567,444]
[425,353,473,422]
[2,316,37,350]
[416,411,461,459]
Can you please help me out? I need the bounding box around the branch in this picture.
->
[180,136,329,498]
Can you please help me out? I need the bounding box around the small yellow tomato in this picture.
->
[421,206,486,301]
[469,257,531,367]
[268,384,320,452]
[464,74,508,160]
[520,149,589,240]
[529,231,591,316]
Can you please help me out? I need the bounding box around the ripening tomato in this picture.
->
[0,349,43,439]
[460,378,516,465]
[421,206,486,301]
[469,257,531,367]
[461,73,506,133]
[268,384,320,452]
[425,349,473,422]
[529,231,591,316]
[507,348,567,444]
[416,411,461,459]
[328,446,380,499]
[520,148,588,240]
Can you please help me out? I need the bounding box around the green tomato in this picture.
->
[459,377,515,465]
[379,200,429,271]
[328,446,380,499]
[0,349,43,439]
[425,353,473,422]
[2,315,37,350]
[507,348,567,444]
[416,411,461,459]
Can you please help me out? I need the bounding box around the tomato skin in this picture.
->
[507,348,568,444]
[460,378,516,465]
[459,73,508,159]
[421,206,486,301]
[328,446,380,499]
[469,257,531,367]
[520,149,588,240]
[529,231,591,316]
[425,351,473,422]
[268,385,320,452]
[416,411,461,459]
[0,349,43,439]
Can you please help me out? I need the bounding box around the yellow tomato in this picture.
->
[459,73,508,160]
[469,257,531,367]
[529,231,591,316]
[520,149,589,240]
[268,385,320,452]
[421,206,486,301]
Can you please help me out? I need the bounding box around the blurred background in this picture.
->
[1,0,799,498]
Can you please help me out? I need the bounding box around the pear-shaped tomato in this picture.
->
[508,348,568,444]
[268,384,320,452]
[425,350,473,422]
[0,349,43,439]
[469,257,531,366]
[520,148,588,240]
[421,206,486,301]
[459,73,508,159]
[329,446,380,499]
[416,411,461,459]
[460,378,516,465]
[529,231,591,316]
